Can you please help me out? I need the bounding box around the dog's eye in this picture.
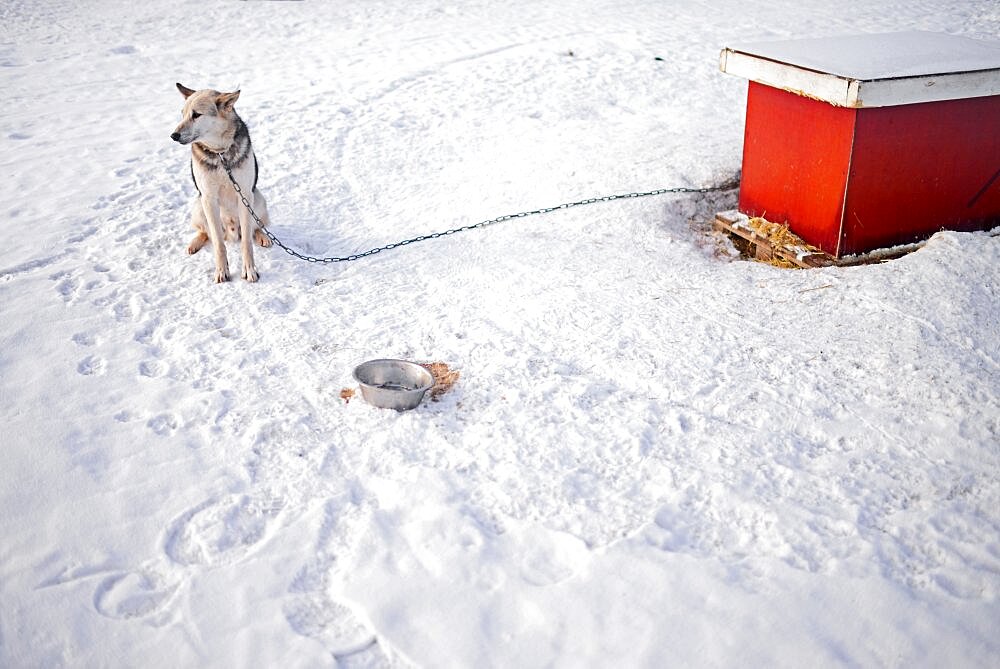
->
[191,111,201,119]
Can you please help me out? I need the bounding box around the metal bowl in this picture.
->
[353,359,435,411]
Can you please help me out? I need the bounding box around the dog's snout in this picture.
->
[170,132,182,142]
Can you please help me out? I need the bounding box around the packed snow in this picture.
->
[2,0,999,666]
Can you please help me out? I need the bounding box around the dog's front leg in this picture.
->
[238,206,258,282]
[201,196,230,283]
[187,198,210,254]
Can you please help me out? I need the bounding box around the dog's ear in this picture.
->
[176,83,196,99]
[216,90,241,112]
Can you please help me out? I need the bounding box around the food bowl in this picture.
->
[352,359,435,411]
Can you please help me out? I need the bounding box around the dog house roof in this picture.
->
[720,31,1000,108]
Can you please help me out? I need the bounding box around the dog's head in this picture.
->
[170,83,241,151]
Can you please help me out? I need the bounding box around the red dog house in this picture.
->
[721,31,1000,257]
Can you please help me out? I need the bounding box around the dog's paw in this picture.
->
[255,229,272,248]
[187,232,209,255]
[242,266,259,283]
[214,267,230,283]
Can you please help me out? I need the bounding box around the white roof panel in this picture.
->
[720,31,1000,107]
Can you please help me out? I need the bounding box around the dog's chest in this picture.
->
[192,161,252,215]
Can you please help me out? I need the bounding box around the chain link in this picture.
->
[221,158,737,264]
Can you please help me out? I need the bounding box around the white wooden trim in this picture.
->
[720,49,854,106]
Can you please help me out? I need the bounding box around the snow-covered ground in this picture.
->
[2,0,999,666]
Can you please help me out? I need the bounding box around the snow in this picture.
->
[2,0,999,667]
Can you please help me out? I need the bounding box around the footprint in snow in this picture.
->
[93,570,179,623]
[72,332,97,347]
[139,359,168,378]
[52,271,79,302]
[283,595,376,656]
[36,562,180,624]
[77,355,107,376]
[134,318,160,345]
[264,294,298,315]
[111,298,135,321]
[146,413,179,436]
[284,554,379,657]
[164,494,285,568]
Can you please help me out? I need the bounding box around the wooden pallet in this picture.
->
[713,210,834,267]
[713,210,927,268]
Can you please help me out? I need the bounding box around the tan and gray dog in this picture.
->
[170,84,271,282]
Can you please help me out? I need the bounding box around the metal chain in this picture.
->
[221,158,737,264]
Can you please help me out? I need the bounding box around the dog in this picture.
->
[170,83,271,282]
